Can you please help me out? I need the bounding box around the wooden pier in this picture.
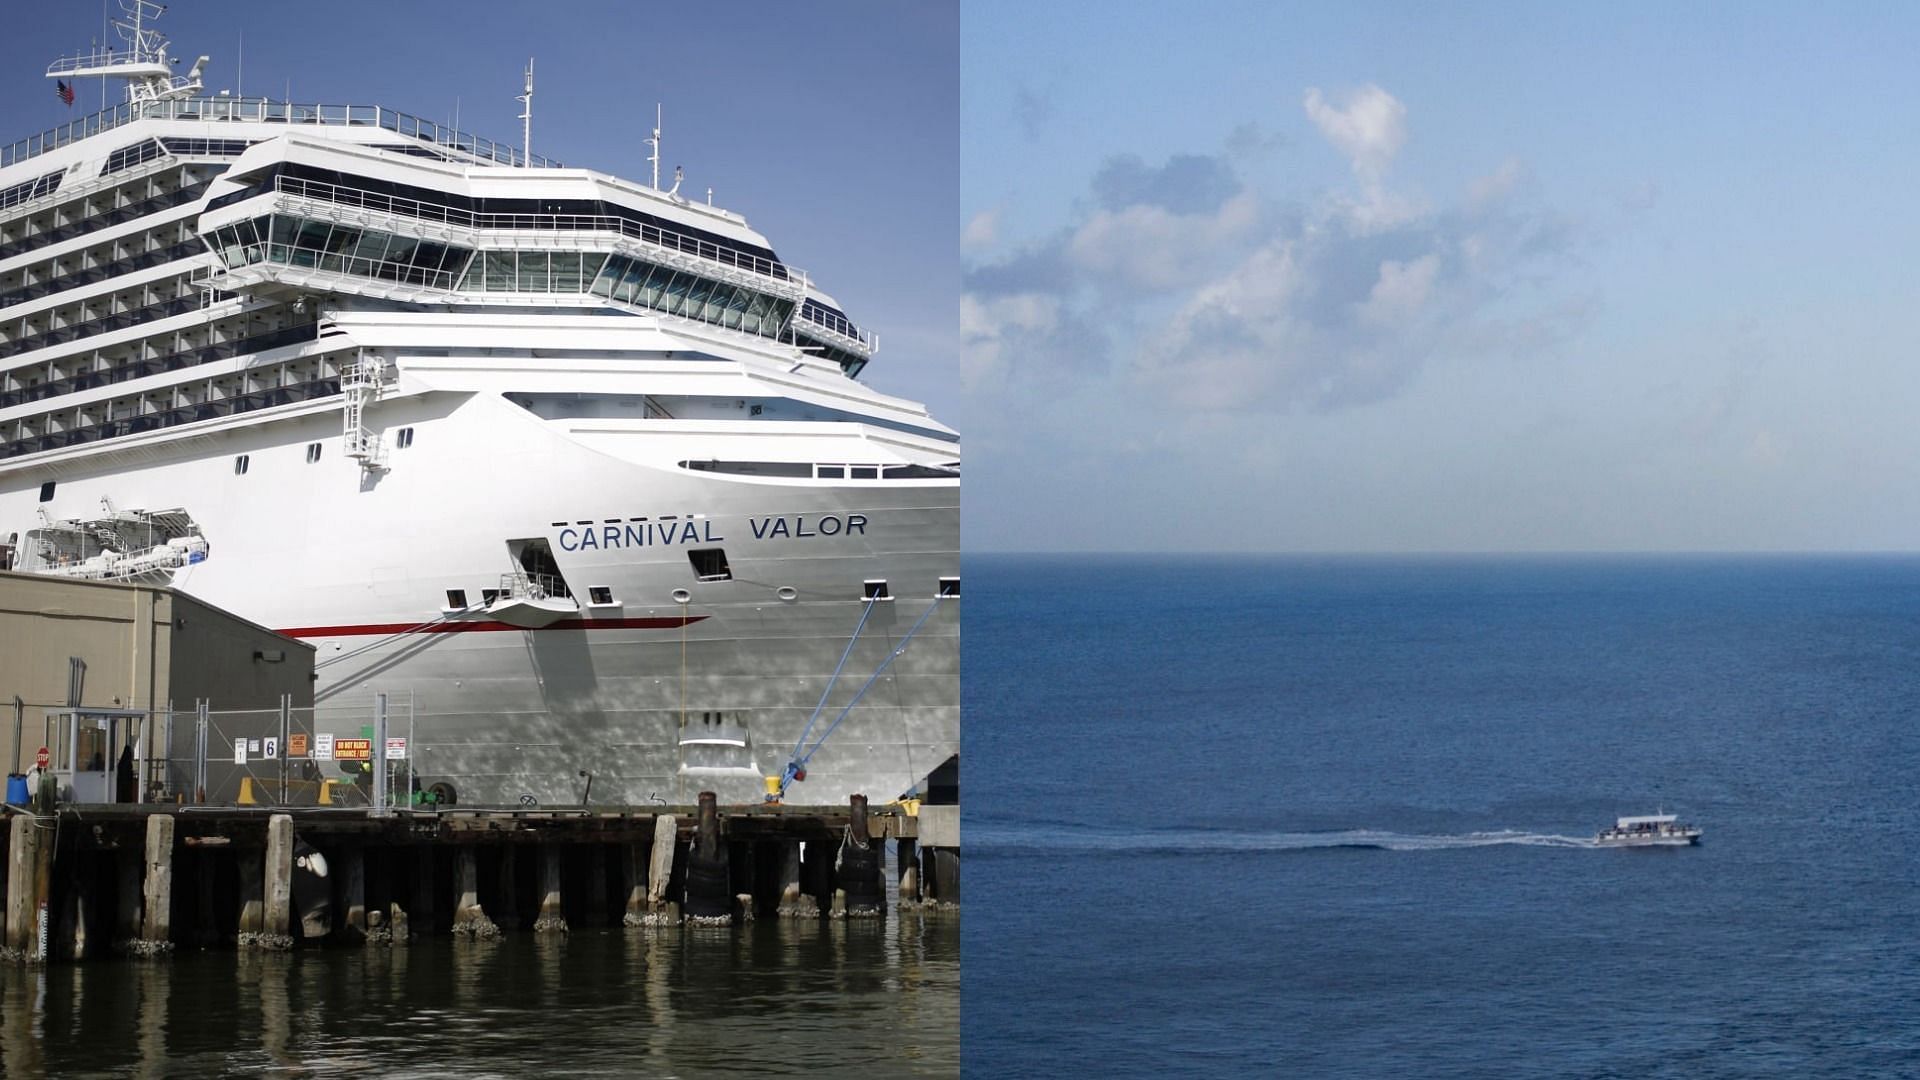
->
[0,794,958,963]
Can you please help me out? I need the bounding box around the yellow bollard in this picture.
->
[763,775,782,803]
[318,780,335,806]
[238,776,257,806]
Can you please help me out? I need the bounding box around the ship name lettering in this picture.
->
[555,519,722,552]
[750,514,866,540]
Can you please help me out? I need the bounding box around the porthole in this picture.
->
[671,588,691,604]
[776,585,798,602]
[305,442,321,463]
[234,454,249,475]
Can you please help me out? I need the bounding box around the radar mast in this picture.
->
[46,0,208,105]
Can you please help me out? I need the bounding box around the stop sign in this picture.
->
[34,746,49,769]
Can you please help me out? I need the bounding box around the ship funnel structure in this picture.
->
[46,0,208,105]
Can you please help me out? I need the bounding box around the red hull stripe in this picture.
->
[278,615,710,638]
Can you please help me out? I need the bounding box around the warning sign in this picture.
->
[334,738,373,761]
[289,733,309,757]
[314,733,335,761]
[385,737,408,760]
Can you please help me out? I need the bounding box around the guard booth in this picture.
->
[48,707,147,803]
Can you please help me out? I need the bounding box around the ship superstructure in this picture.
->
[0,4,958,806]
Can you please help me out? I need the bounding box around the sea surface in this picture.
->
[0,917,957,1077]
[962,554,1920,1078]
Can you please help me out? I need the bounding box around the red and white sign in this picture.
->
[34,746,49,769]
[385,737,408,760]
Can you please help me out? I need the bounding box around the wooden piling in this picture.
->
[839,794,883,918]
[896,837,920,906]
[140,815,172,948]
[255,814,293,950]
[5,813,38,956]
[338,846,366,942]
[237,850,264,936]
[451,847,498,938]
[116,847,143,946]
[622,842,647,927]
[534,845,566,934]
[685,793,731,923]
[640,814,678,925]
[776,839,817,919]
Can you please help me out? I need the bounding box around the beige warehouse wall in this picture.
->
[0,571,313,778]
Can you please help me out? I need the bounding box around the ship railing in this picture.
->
[498,571,569,603]
[266,174,797,283]
[795,311,877,353]
[1,97,563,173]
[46,47,172,77]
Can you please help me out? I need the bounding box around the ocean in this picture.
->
[961,554,1920,1078]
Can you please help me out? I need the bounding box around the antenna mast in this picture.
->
[647,104,662,190]
[516,58,534,160]
[48,0,208,105]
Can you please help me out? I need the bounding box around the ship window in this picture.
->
[481,588,502,605]
[851,466,878,479]
[397,427,414,449]
[234,454,249,475]
[863,579,891,602]
[817,465,844,479]
[589,586,614,604]
[939,577,961,598]
[445,589,467,609]
[38,481,54,502]
[305,442,321,463]
[688,548,732,582]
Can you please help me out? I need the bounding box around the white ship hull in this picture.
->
[3,384,957,805]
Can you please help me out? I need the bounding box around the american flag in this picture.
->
[56,79,75,106]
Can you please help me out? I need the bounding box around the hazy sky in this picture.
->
[961,3,1920,552]
[1,0,957,414]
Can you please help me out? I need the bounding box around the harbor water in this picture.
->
[963,554,1920,1078]
[0,918,956,1077]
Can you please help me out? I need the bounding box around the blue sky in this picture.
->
[961,3,1920,552]
[1,0,957,413]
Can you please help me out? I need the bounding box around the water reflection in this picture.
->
[0,917,956,1076]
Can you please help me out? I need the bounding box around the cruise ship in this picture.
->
[0,4,959,807]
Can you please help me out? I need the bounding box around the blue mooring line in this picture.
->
[787,595,948,790]
[787,597,878,772]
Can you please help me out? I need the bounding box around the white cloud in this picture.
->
[1467,157,1528,209]
[960,290,1059,391]
[962,207,1000,253]
[1358,254,1439,325]
[1303,84,1407,181]
[1067,190,1260,291]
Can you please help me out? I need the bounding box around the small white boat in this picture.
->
[1596,813,1701,848]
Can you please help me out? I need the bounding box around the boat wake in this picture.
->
[969,823,1597,856]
